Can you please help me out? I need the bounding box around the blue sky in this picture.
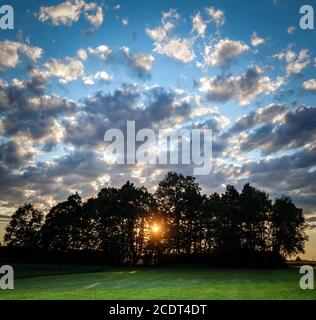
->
[0,0,316,258]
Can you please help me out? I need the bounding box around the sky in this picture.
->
[0,0,316,259]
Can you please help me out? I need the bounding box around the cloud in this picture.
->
[199,67,284,105]
[0,214,10,221]
[146,9,195,63]
[229,104,288,134]
[122,18,129,26]
[242,145,316,174]
[236,147,316,212]
[0,82,231,210]
[120,47,155,78]
[77,49,88,60]
[204,39,249,66]
[0,78,76,145]
[287,50,310,76]
[62,85,226,150]
[39,0,104,28]
[251,32,266,46]
[273,49,311,76]
[77,45,112,60]
[83,71,112,85]
[192,12,208,37]
[39,0,84,26]
[77,44,154,79]
[44,57,85,84]
[303,79,316,91]
[152,37,195,63]
[0,140,36,169]
[0,41,43,72]
[205,6,225,26]
[83,2,103,27]
[146,27,195,63]
[240,106,316,154]
[307,216,316,223]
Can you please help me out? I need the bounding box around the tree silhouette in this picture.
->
[155,172,202,256]
[271,196,308,257]
[2,172,308,266]
[240,184,272,254]
[4,203,43,248]
[213,185,242,259]
[40,193,82,252]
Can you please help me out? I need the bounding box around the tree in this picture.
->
[271,196,308,258]
[115,181,154,264]
[40,193,83,252]
[155,172,203,255]
[240,184,271,253]
[214,185,242,257]
[4,203,43,248]
[79,197,102,250]
[14,172,307,266]
[94,182,155,264]
[202,192,222,254]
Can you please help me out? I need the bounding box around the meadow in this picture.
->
[0,264,315,300]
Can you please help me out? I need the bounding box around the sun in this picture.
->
[151,223,160,234]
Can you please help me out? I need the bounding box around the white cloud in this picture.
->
[146,27,167,42]
[153,37,195,63]
[83,71,112,85]
[39,0,104,28]
[77,48,88,60]
[205,6,225,26]
[122,18,129,26]
[77,45,112,60]
[251,32,266,46]
[273,49,310,76]
[273,50,295,62]
[287,50,310,76]
[44,57,85,84]
[192,12,207,37]
[146,9,195,63]
[161,8,180,27]
[199,67,284,106]
[84,4,103,27]
[39,0,84,25]
[120,46,155,77]
[0,41,43,72]
[303,79,316,91]
[130,53,155,72]
[87,45,112,59]
[204,39,249,66]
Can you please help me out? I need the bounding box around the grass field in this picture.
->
[0,264,315,300]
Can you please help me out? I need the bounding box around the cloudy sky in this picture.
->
[0,0,316,259]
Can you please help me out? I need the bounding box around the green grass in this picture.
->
[0,264,315,300]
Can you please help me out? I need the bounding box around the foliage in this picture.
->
[4,203,43,248]
[3,172,308,265]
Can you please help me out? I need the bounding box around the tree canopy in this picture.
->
[3,172,308,266]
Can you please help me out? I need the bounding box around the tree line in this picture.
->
[3,172,308,266]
